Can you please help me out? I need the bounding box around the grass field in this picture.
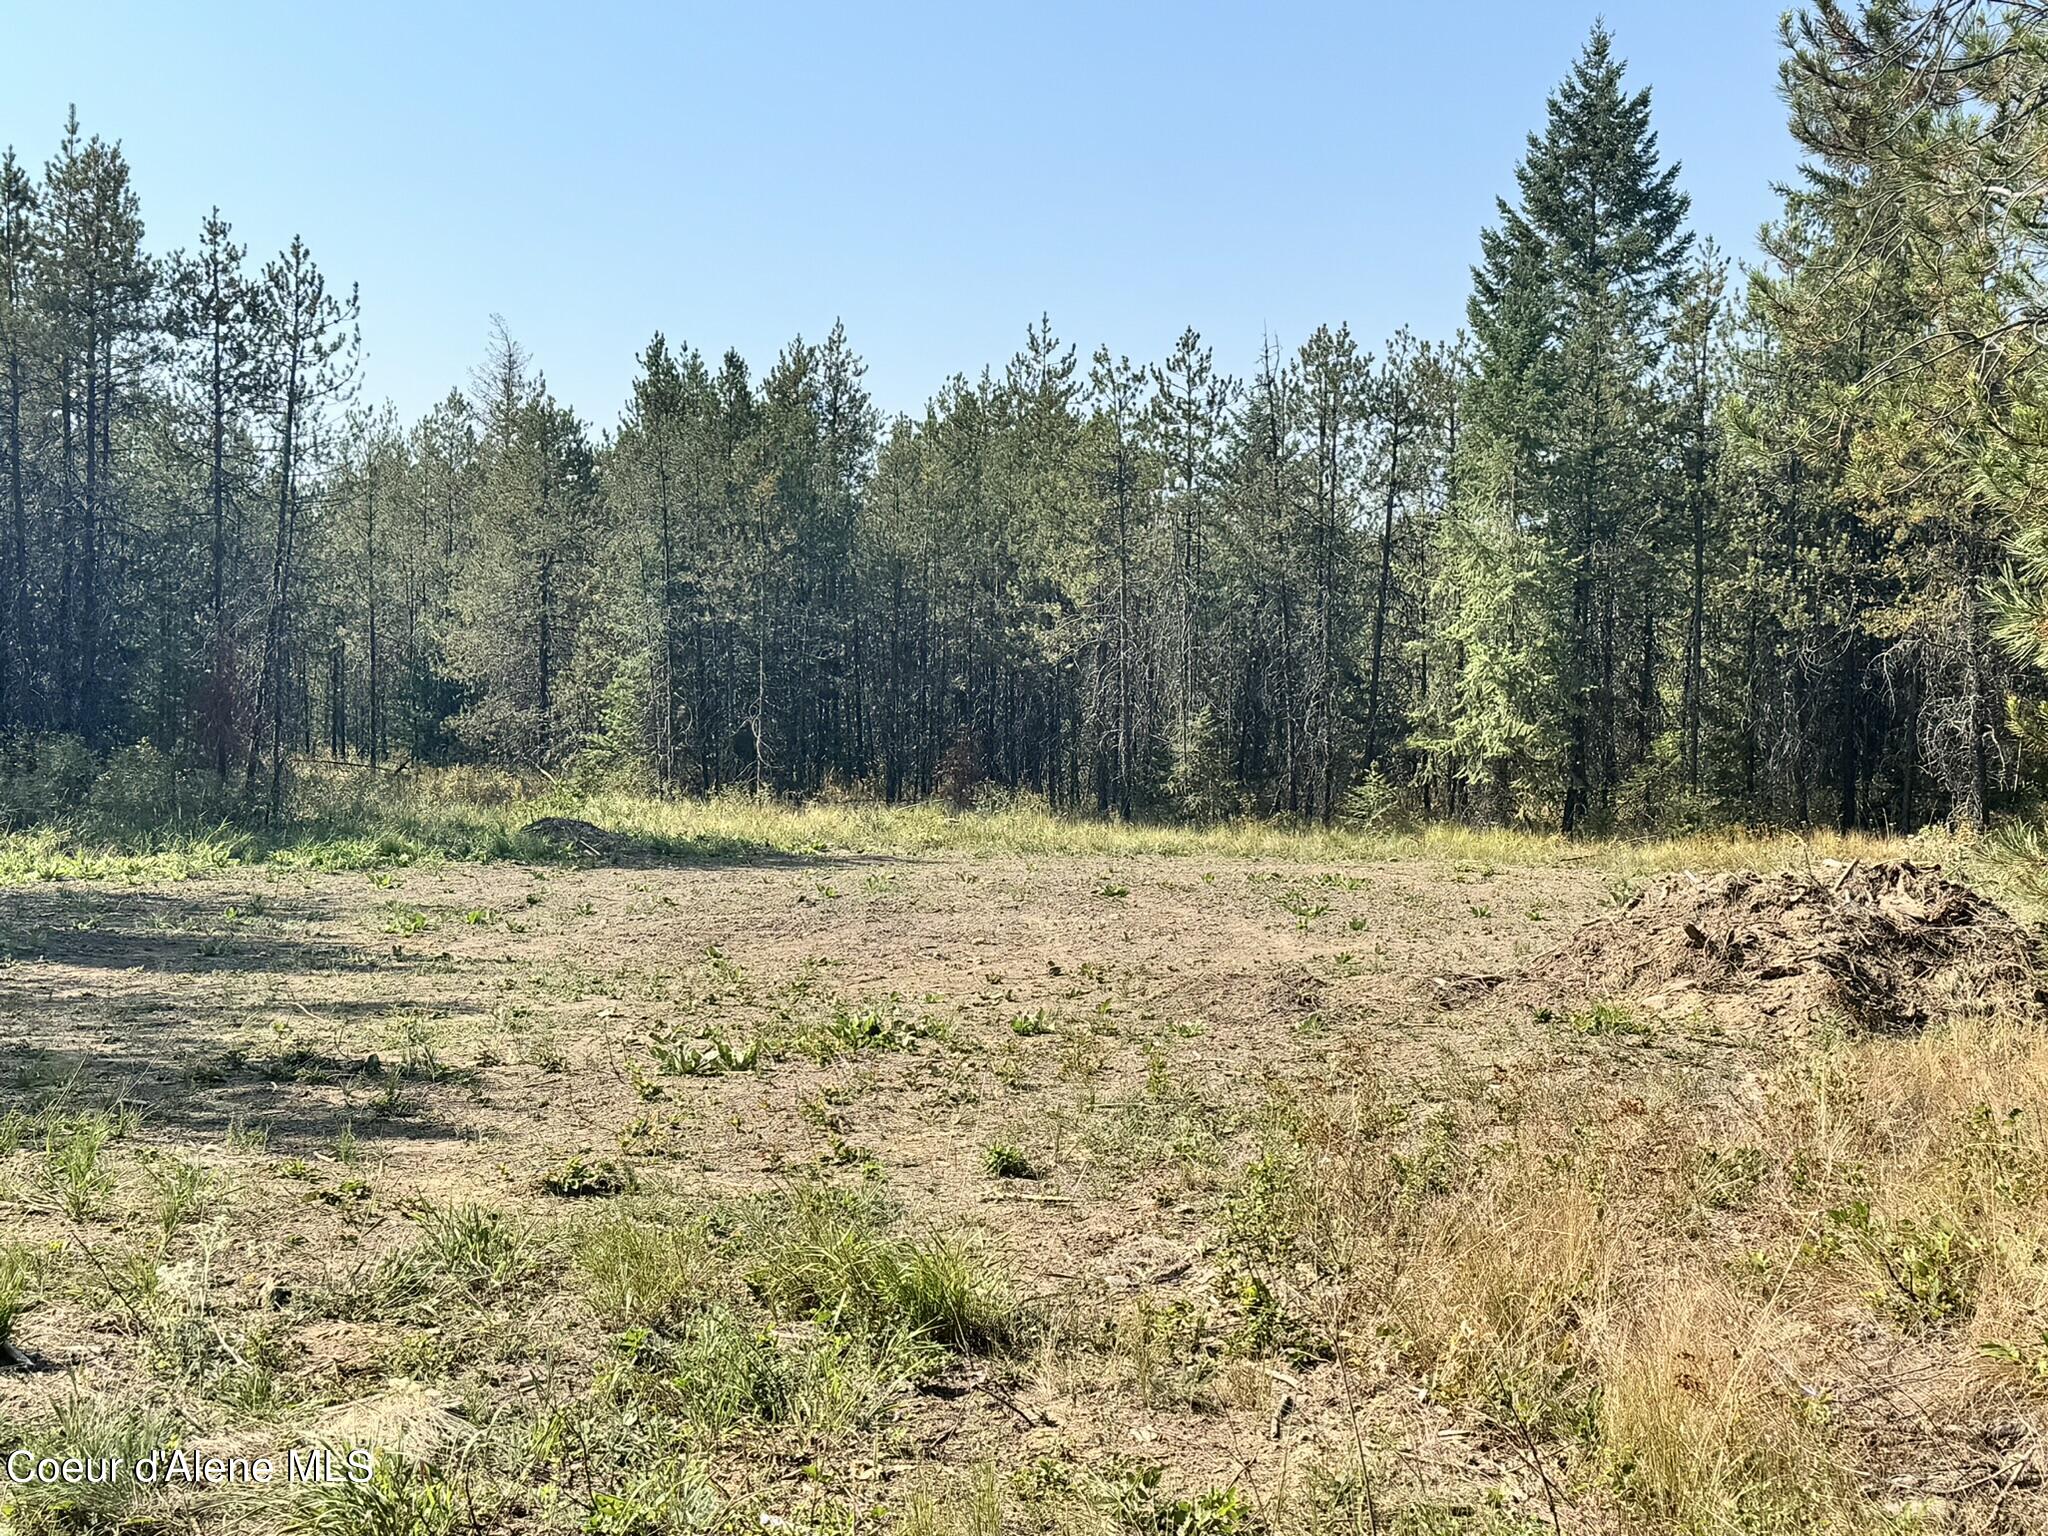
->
[0,783,2042,1534]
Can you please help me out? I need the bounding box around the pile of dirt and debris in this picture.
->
[1494,860,2042,1032]
[518,816,623,857]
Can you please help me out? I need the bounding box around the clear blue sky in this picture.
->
[3,1,1797,425]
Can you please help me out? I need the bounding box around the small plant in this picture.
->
[578,1208,714,1329]
[1108,1465,1254,1536]
[709,1034,760,1070]
[1688,1145,1766,1212]
[381,903,432,936]
[396,1017,448,1081]
[1278,891,1329,922]
[1010,1011,1053,1037]
[42,1116,116,1220]
[412,1204,525,1294]
[1981,1330,2048,1386]
[982,1141,1037,1179]
[0,1241,40,1348]
[1821,1200,1980,1327]
[651,1030,760,1076]
[803,1002,915,1059]
[742,1185,1015,1354]
[539,1153,634,1198]
[149,1158,213,1245]
[283,1453,461,1536]
[1567,1001,1651,1038]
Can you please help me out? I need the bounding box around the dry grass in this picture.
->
[0,758,1943,887]
[1220,987,2048,1532]
[0,786,2040,1533]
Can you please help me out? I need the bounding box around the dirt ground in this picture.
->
[1,843,2040,1533]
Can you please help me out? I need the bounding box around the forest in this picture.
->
[4,1,2048,836]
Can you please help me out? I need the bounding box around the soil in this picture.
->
[2,844,2042,1530]
[1492,858,2043,1035]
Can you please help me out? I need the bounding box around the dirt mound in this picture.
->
[518,816,622,856]
[1502,860,2041,1032]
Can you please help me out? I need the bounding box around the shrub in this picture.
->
[0,735,96,827]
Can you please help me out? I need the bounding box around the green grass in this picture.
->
[0,757,1955,887]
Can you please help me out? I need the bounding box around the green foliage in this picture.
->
[39,1112,120,1221]
[739,1183,1016,1354]
[1821,1200,1981,1328]
[410,1204,527,1294]
[282,1455,462,1536]
[981,1141,1037,1179]
[577,1206,715,1330]
[1165,707,1239,822]
[1566,1002,1650,1039]
[0,1241,41,1346]
[540,1154,635,1199]
[1105,1464,1254,1536]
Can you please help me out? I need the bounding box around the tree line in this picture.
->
[5,3,2048,834]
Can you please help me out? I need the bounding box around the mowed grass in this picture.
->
[1,776,2043,1533]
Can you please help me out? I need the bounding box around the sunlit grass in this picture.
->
[0,757,1969,887]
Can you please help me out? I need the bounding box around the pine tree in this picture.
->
[1460,24,1692,830]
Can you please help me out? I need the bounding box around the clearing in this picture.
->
[0,810,2043,1535]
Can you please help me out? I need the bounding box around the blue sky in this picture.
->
[3,1,1797,424]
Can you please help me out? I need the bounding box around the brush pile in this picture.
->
[1510,860,2041,1031]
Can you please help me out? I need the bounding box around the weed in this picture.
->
[982,1141,1037,1179]
[740,1183,1016,1354]
[578,1206,715,1329]
[539,1153,634,1198]
[412,1204,525,1294]
[380,903,433,936]
[282,1454,463,1536]
[0,1241,41,1347]
[1567,1001,1651,1038]
[148,1157,213,1246]
[40,1115,116,1220]
[1820,1200,1980,1327]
